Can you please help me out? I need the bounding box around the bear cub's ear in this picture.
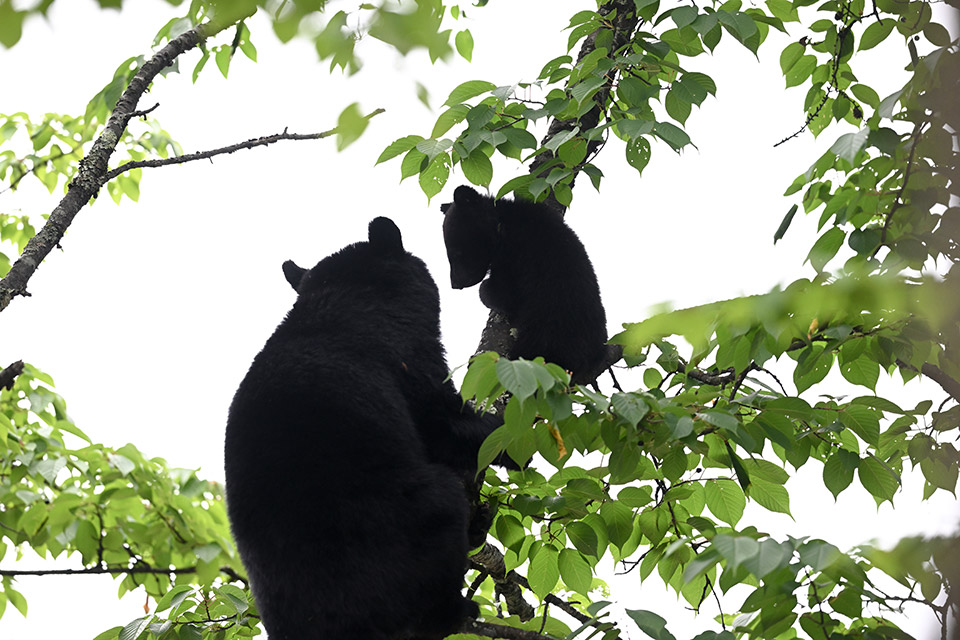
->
[453,185,484,206]
[368,217,404,254]
[282,260,307,292]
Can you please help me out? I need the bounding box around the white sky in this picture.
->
[0,0,956,638]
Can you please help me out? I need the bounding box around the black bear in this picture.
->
[225,217,504,640]
[441,185,615,385]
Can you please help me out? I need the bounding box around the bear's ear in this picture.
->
[453,185,483,206]
[282,260,307,291]
[368,217,404,253]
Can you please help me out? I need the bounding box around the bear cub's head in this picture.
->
[441,186,499,290]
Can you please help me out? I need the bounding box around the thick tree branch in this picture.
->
[472,543,536,621]
[476,0,639,366]
[103,111,385,182]
[0,16,247,313]
[529,0,641,215]
[461,619,556,640]
[0,360,24,390]
[897,358,960,404]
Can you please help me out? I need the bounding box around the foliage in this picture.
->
[0,365,258,637]
[0,0,957,639]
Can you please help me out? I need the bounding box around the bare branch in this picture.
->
[0,563,243,580]
[0,15,249,313]
[102,111,384,183]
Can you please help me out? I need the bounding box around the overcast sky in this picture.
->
[0,1,956,638]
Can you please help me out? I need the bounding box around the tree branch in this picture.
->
[0,15,248,313]
[461,619,557,640]
[874,121,925,257]
[103,111,385,183]
[528,0,641,214]
[0,360,24,390]
[896,358,960,404]
[476,0,640,364]
[0,563,243,579]
[472,543,536,622]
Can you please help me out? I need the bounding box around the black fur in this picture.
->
[225,217,504,640]
[442,185,613,384]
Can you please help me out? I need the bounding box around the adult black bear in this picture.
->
[441,185,615,385]
[225,217,503,640]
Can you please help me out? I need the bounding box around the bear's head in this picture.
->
[441,185,498,290]
[282,217,440,325]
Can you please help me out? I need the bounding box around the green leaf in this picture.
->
[376,135,424,165]
[850,84,880,109]
[774,204,798,244]
[119,617,151,640]
[571,77,606,106]
[418,154,450,200]
[567,520,600,557]
[335,103,369,151]
[444,80,496,106]
[840,356,879,390]
[461,150,493,187]
[216,584,249,616]
[496,359,539,401]
[625,609,677,640]
[748,476,792,516]
[799,539,842,571]
[454,29,474,61]
[501,127,538,150]
[665,89,692,124]
[0,3,25,48]
[713,534,760,569]
[559,549,593,593]
[611,393,649,427]
[214,46,232,78]
[840,404,880,447]
[7,587,26,617]
[431,104,469,137]
[806,227,845,272]
[625,137,651,174]
[155,586,194,613]
[653,121,691,151]
[830,128,869,164]
[784,54,816,88]
[528,545,560,597]
[600,501,634,549]
[823,449,859,499]
[858,456,899,503]
[779,42,804,76]
[704,479,745,526]
[923,21,951,46]
[859,20,894,51]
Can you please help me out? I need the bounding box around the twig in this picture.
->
[102,113,384,183]
[729,363,760,401]
[874,122,925,256]
[0,14,250,312]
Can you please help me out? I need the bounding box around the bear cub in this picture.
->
[442,185,616,385]
[225,217,504,640]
